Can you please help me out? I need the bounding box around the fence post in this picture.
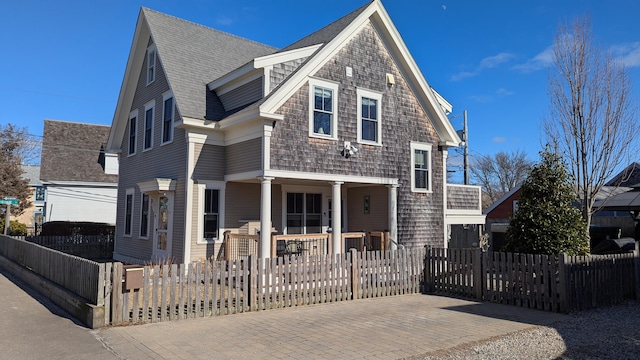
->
[423,245,431,293]
[350,248,358,300]
[111,262,123,324]
[635,241,640,301]
[558,253,569,313]
[474,248,483,300]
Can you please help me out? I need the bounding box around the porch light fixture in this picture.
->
[341,141,358,158]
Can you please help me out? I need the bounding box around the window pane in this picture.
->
[163,98,173,142]
[125,194,132,235]
[362,119,376,142]
[314,112,331,135]
[204,214,219,239]
[145,109,153,148]
[287,215,302,234]
[415,150,426,168]
[369,99,377,119]
[323,89,332,112]
[306,214,321,234]
[314,88,324,110]
[415,169,428,189]
[140,194,149,237]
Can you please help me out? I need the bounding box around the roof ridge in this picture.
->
[44,118,110,128]
[141,7,278,51]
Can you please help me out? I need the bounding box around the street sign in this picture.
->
[0,199,18,205]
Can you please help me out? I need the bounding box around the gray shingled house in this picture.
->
[106,0,484,264]
[41,119,118,225]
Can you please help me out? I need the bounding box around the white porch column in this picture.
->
[388,184,398,250]
[260,176,274,258]
[332,181,343,255]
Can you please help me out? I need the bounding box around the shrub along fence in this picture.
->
[425,245,640,313]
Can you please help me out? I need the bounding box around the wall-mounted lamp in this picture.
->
[341,141,358,158]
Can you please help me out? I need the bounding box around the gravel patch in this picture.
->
[404,300,640,360]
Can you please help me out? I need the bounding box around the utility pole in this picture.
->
[463,110,469,185]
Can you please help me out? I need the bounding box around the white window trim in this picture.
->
[124,188,135,237]
[308,78,339,140]
[356,88,383,146]
[410,142,432,193]
[146,45,156,86]
[196,181,226,243]
[139,192,150,239]
[127,110,138,157]
[143,100,155,151]
[161,91,174,145]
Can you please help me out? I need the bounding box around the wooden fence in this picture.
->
[13,235,114,260]
[0,235,105,305]
[110,248,425,325]
[425,246,640,313]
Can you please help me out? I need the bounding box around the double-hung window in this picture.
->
[146,45,156,85]
[308,79,338,140]
[140,193,149,238]
[357,89,382,145]
[124,189,134,236]
[144,101,154,150]
[162,93,174,144]
[197,182,225,242]
[410,142,432,193]
[128,111,137,156]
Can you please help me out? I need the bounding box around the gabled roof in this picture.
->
[108,7,278,151]
[605,162,640,187]
[41,119,118,184]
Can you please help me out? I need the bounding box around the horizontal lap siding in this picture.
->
[219,77,262,112]
[116,38,188,262]
[226,138,262,175]
[270,23,444,247]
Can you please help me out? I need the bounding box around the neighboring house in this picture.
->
[40,119,119,225]
[106,1,484,264]
[12,165,45,234]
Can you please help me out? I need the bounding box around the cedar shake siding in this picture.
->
[270,58,308,92]
[226,138,262,175]
[116,38,188,261]
[270,23,444,247]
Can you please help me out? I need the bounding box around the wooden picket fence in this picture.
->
[425,246,640,313]
[108,248,425,325]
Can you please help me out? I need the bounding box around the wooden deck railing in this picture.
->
[222,232,259,261]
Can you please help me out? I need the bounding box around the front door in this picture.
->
[153,194,172,261]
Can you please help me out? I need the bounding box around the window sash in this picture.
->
[203,189,219,239]
[140,194,149,237]
[287,192,322,234]
[361,97,378,142]
[313,86,333,135]
[162,97,173,143]
[147,49,156,84]
[144,108,153,149]
[125,194,133,235]
[414,149,430,190]
[128,117,136,155]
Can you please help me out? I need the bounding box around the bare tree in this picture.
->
[470,149,532,208]
[544,16,639,230]
[0,124,33,216]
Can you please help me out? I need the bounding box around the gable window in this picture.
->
[140,193,149,238]
[162,93,173,144]
[357,89,383,145]
[308,78,338,139]
[286,192,322,234]
[147,45,156,85]
[410,142,432,193]
[128,111,137,156]
[124,189,134,236]
[144,101,154,150]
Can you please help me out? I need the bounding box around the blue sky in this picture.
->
[2,0,639,180]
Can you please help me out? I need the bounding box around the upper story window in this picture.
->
[146,45,156,85]
[357,89,383,145]
[410,142,432,193]
[308,78,338,140]
[34,186,45,202]
[124,189,134,236]
[128,111,138,156]
[143,101,154,151]
[162,93,174,144]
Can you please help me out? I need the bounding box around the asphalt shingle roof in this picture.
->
[40,120,118,183]
[142,8,278,120]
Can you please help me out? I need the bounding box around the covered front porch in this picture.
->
[217,173,399,260]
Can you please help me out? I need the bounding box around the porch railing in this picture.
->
[222,232,259,261]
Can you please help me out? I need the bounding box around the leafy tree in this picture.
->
[0,124,33,217]
[543,16,639,230]
[504,147,589,255]
[470,149,532,209]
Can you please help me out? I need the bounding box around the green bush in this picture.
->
[0,219,28,236]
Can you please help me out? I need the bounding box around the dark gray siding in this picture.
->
[219,77,262,112]
[115,37,188,262]
[226,138,262,175]
[270,23,445,248]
